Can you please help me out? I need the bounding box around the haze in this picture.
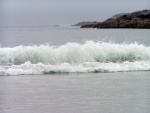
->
[0,0,149,26]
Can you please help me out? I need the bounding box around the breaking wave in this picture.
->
[0,41,150,75]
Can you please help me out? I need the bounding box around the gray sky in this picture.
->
[0,0,149,26]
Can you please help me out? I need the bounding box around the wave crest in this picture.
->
[1,41,150,75]
[0,41,150,65]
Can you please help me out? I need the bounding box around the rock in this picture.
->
[144,19,150,28]
[80,24,98,28]
[98,19,118,28]
[72,21,98,26]
[118,19,131,28]
[81,9,150,28]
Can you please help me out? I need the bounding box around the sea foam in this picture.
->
[0,41,150,75]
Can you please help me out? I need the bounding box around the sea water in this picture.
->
[0,26,150,113]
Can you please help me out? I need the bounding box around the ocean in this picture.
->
[0,26,150,113]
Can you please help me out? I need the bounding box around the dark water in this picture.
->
[0,72,150,113]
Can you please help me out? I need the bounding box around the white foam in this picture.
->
[0,41,150,75]
[0,61,150,75]
[0,41,150,65]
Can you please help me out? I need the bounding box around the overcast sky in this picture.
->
[0,0,149,26]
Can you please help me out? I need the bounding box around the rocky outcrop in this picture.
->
[72,21,98,26]
[81,9,150,28]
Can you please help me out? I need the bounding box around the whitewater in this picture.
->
[0,41,150,75]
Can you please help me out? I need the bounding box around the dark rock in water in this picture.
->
[80,24,98,28]
[73,21,98,26]
[81,9,150,28]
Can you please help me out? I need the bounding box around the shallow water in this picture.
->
[0,72,150,113]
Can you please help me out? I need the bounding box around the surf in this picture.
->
[0,41,150,75]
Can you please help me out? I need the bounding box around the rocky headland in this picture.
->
[80,9,150,28]
[72,21,98,26]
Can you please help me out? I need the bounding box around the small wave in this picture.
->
[0,61,150,75]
